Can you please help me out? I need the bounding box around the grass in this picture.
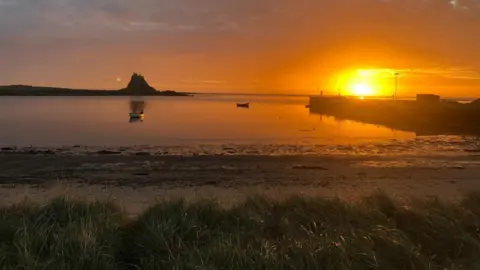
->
[2,193,480,269]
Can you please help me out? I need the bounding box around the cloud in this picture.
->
[0,0,15,6]
[181,79,225,85]
[0,0,275,40]
[2,0,479,44]
[200,80,225,85]
[405,68,480,80]
[367,67,480,80]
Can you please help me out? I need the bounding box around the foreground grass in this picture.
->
[2,193,480,269]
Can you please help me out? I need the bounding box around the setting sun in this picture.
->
[352,83,374,96]
[335,69,392,97]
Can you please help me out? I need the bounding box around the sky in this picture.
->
[1,0,480,96]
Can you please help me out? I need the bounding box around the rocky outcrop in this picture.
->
[120,73,157,94]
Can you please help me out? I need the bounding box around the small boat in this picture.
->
[236,103,250,108]
[129,112,145,118]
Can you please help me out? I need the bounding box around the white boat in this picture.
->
[129,112,145,118]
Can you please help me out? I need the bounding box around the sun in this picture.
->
[352,83,374,96]
[335,69,387,97]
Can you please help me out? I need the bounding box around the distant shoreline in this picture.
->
[0,85,193,97]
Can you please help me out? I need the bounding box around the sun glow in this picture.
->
[352,83,374,96]
[336,69,391,97]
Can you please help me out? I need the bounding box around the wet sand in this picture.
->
[1,152,480,215]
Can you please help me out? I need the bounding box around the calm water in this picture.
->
[0,95,476,156]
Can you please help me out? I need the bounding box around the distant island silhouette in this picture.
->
[0,73,191,96]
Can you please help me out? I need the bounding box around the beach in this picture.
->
[2,148,479,216]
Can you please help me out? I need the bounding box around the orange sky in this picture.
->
[0,0,480,97]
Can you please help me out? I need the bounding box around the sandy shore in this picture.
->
[1,153,480,215]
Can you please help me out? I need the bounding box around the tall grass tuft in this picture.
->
[2,192,480,269]
[0,198,124,269]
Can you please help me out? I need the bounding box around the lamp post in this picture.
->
[394,72,400,100]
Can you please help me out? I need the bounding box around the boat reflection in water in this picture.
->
[129,99,146,123]
[129,116,144,123]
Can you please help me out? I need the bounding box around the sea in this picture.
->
[0,94,478,156]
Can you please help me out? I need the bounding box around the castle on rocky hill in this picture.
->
[120,73,157,94]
